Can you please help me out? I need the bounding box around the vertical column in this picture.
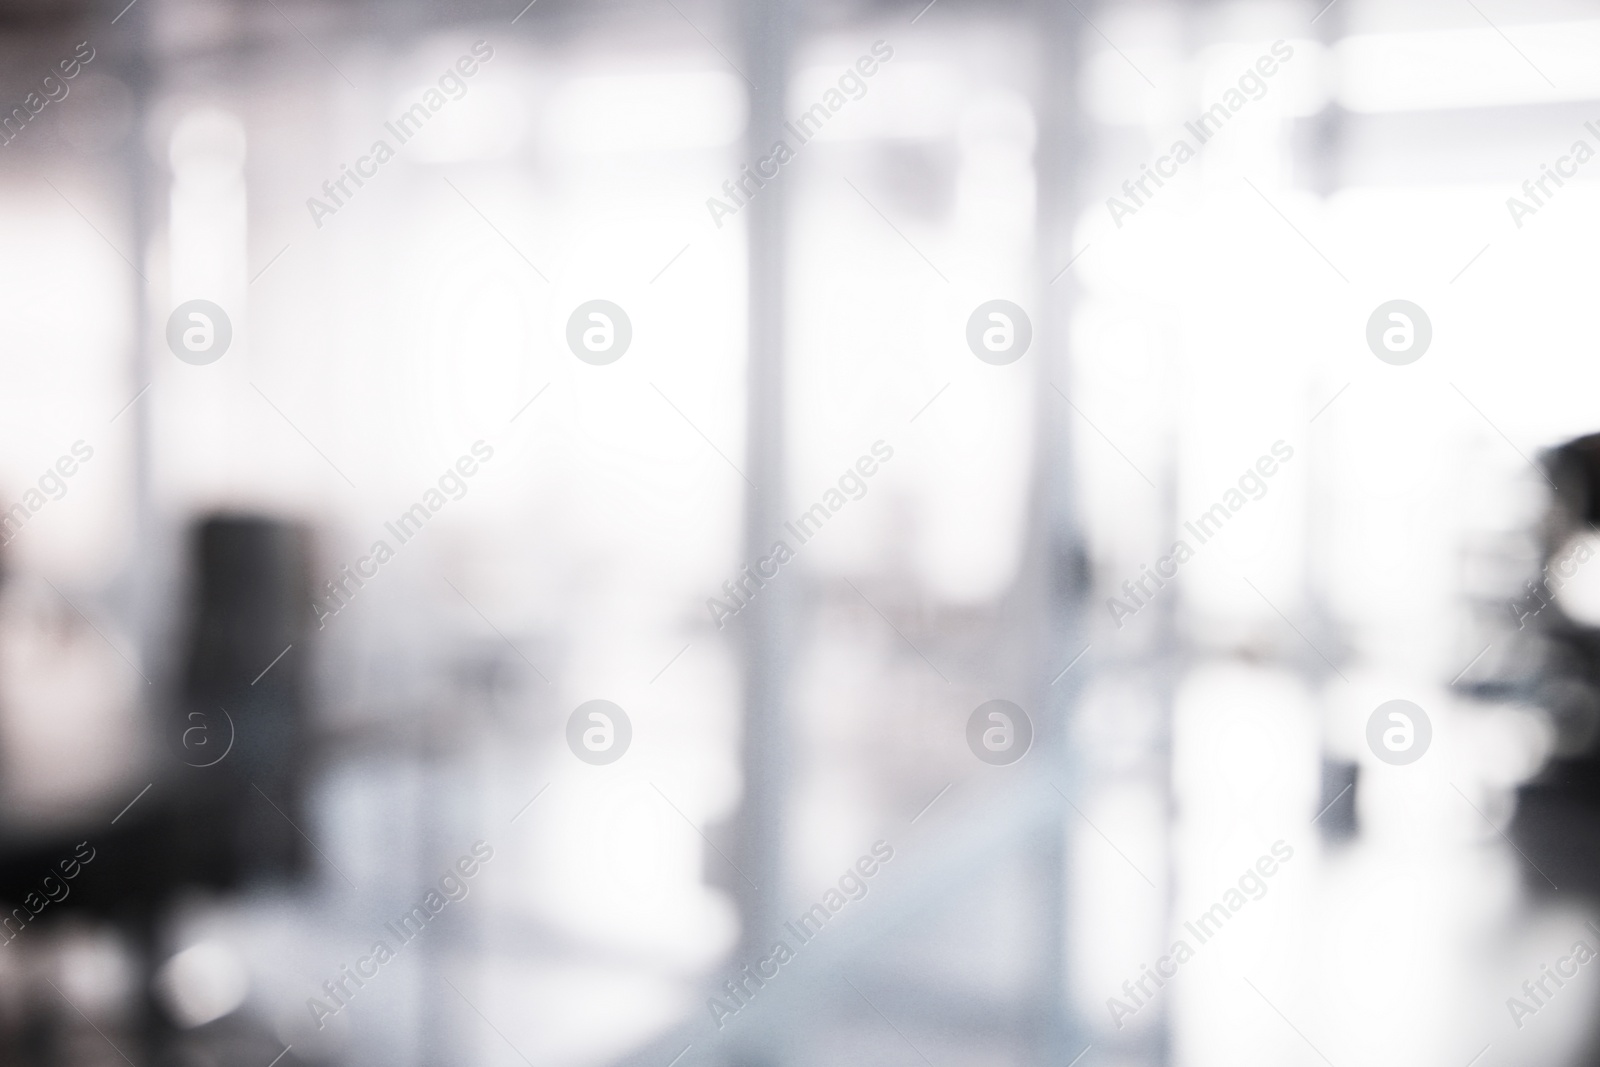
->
[115,0,155,687]
[1030,0,1090,1063]
[110,7,160,1060]
[728,1,795,1063]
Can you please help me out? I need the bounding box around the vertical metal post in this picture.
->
[112,5,163,1062]
[728,0,794,1062]
[1031,0,1089,1063]
[114,0,155,689]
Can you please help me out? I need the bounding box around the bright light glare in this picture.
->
[1337,21,1600,112]
[156,940,250,1028]
[545,70,744,152]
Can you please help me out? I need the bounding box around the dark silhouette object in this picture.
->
[0,514,314,1066]
[1511,435,1600,897]
[171,515,313,887]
